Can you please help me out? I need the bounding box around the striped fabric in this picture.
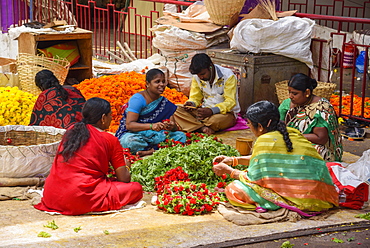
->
[226,127,339,215]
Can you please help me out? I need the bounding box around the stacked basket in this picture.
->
[275,80,337,104]
[17,53,70,95]
[204,0,246,27]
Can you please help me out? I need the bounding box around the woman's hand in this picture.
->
[163,120,176,131]
[213,155,233,166]
[115,157,131,183]
[151,122,165,131]
[212,162,233,177]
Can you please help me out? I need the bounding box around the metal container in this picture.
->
[207,49,309,115]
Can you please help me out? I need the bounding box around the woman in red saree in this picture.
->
[34,97,143,215]
[29,69,86,129]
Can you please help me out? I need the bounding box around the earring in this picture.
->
[306,95,309,97]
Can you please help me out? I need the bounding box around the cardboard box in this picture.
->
[0,57,17,74]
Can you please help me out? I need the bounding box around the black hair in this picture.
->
[146,68,164,83]
[246,100,293,152]
[35,69,69,100]
[60,97,111,161]
[288,73,318,93]
[189,53,213,74]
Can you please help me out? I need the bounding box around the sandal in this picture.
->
[341,127,366,140]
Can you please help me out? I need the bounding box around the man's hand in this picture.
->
[196,107,212,120]
[183,101,195,111]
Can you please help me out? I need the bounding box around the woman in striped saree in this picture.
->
[213,101,338,216]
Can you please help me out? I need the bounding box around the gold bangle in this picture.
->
[232,156,238,167]
[125,165,131,172]
[230,169,237,178]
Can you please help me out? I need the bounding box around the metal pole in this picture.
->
[30,0,33,22]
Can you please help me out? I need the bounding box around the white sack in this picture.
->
[230,16,315,68]
[346,149,370,185]
[0,125,65,178]
[151,25,208,51]
[160,49,205,97]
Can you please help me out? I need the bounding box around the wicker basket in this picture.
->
[0,125,66,178]
[275,80,337,104]
[17,53,70,96]
[204,0,246,26]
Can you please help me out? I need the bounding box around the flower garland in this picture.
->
[0,86,36,126]
[330,93,370,119]
[74,71,188,133]
[155,167,224,215]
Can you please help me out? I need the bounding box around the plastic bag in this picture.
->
[346,149,370,184]
[230,16,315,68]
[326,162,369,209]
[356,51,366,73]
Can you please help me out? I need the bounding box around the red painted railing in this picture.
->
[1,0,370,122]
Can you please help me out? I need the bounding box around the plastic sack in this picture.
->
[230,16,315,68]
[0,125,65,178]
[346,149,370,184]
[151,25,208,51]
[356,51,366,73]
[326,162,369,209]
[160,49,205,96]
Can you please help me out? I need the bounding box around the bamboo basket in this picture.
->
[275,80,337,104]
[0,125,66,178]
[204,0,246,27]
[17,53,70,96]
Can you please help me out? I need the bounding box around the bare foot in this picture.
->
[199,126,215,135]
[136,148,155,157]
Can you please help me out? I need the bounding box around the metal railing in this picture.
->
[1,0,370,122]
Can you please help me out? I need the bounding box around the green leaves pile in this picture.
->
[131,136,240,192]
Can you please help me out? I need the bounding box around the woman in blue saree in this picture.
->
[115,69,186,156]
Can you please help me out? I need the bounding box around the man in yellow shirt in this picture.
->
[174,53,240,135]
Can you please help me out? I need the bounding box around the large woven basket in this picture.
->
[204,0,246,26]
[17,53,70,96]
[275,80,337,104]
[0,125,66,178]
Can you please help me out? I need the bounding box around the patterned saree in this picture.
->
[115,96,186,154]
[279,98,343,162]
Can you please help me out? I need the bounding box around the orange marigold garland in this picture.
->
[330,93,370,119]
[74,71,188,132]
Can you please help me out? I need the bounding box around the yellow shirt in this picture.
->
[188,64,240,115]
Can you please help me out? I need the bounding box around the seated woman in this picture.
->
[213,101,338,216]
[115,68,186,156]
[34,97,143,215]
[278,73,343,162]
[29,69,86,129]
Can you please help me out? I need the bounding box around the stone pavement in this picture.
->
[0,129,369,248]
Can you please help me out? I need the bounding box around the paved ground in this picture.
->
[0,128,369,247]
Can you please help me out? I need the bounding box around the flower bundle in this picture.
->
[74,71,188,133]
[330,93,370,119]
[0,86,36,126]
[155,176,223,215]
[131,136,241,192]
[154,166,190,194]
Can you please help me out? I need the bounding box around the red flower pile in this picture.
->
[154,166,190,194]
[155,167,224,215]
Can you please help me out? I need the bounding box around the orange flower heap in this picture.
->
[330,93,370,119]
[74,71,188,132]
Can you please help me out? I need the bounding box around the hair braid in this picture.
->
[276,120,293,152]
